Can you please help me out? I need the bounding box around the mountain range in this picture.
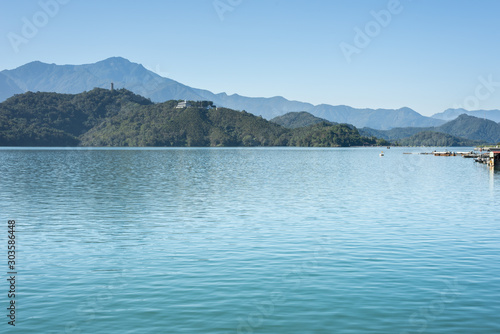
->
[0,89,385,147]
[3,57,498,130]
[360,114,500,144]
[271,111,499,145]
[432,108,500,123]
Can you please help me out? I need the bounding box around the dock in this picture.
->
[403,146,500,169]
[485,147,500,168]
[433,151,456,156]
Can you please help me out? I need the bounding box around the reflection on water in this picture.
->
[490,167,496,194]
[0,147,499,334]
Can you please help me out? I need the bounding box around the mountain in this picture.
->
[1,57,207,102]
[361,114,500,144]
[359,126,430,141]
[397,131,484,147]
[270,112,333,128]
[0,57,314,118]
[1,57,443,130]
[437,114,500,143]
[432,108,500,123]
[0,89,385,147]
[0,73,23,101]
[196,93,315,120]
[0,88,153,146]
[307,105,444,130]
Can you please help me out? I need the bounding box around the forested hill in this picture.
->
[270,111,334,128]
[397,131,484,147]
[0,89,387,147]
[0,88,152,146]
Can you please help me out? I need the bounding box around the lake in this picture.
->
[0,147,499,333]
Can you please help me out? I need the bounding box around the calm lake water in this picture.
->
[0,147,499,333]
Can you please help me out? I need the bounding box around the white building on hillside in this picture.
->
[176,100,191,108]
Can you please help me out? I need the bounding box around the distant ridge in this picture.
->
[1,57,445,130]
[361,114,500,144]
[309,105,444,130]
[432,108,500,123]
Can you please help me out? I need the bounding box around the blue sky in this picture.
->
[1,0,499,116]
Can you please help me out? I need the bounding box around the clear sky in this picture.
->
[1,0,499,116]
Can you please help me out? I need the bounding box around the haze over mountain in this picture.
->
[361,114,500,144]
[431,108,500,123]
[1,57,491,130]
[0,73,23,99]
[310,105,444,130]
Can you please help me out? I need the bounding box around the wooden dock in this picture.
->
[403,147,500,169]
[433,151,456,156]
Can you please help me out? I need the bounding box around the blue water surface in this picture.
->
[0,147,499,333]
